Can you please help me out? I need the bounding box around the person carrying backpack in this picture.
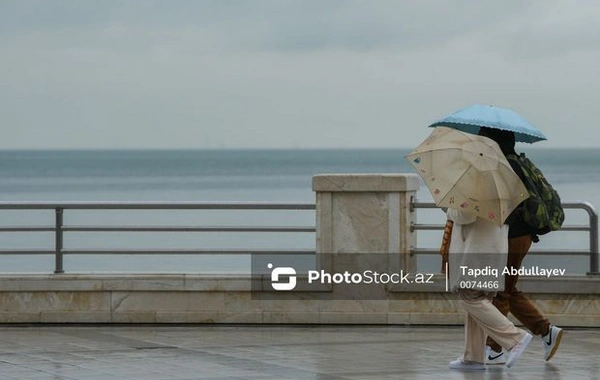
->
[478,127,564,364]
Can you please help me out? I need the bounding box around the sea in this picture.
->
[1,149,598,275]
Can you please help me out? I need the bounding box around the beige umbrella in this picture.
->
[406,126,529,226]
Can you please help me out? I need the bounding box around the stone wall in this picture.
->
[0,274,598,325]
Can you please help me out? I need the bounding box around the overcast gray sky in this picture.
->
[1,1,598,149]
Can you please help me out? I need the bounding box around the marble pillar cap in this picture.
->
[312,174,420,192]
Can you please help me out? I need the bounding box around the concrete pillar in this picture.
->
[312,174,420,272]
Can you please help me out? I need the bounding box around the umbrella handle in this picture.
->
[439,220,453,273]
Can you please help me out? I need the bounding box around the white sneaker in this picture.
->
[506,333,532,368]
[485,345,506,365]
[543,325,564,361]
[449,357,485,371]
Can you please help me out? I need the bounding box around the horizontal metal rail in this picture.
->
[0,226,316,233]
[0,249,316,255]
[0,226,55,232]
[0,201,316,210]
[411,200,599,275]
[411,248,592,256]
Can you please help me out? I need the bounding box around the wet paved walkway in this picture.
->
[0,325,598,380]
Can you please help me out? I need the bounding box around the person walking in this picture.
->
[406,125,537,370]
[447,206,532,371]
[477,127,564,364]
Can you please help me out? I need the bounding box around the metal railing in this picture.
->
[0,200,598,275]
[0,201,316,273]
[410,200,599,275]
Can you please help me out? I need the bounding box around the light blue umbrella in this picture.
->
[428,104,547,143]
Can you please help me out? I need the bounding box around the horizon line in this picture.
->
[1,146,599,152]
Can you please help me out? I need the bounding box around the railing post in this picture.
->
[589,204,599,275]
[54,207,64,274]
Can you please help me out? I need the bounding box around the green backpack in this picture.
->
[507,153,564,235]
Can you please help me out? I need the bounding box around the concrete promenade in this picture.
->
[0,325,597,380]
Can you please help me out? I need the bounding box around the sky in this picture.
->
[1,0,599,149]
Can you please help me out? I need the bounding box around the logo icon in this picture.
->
[268,263,297,291]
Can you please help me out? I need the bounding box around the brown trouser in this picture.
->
[486,234,551,352]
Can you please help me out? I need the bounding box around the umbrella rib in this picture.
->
[438,165,471,205]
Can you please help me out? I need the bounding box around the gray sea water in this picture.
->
[0,149,598,274]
